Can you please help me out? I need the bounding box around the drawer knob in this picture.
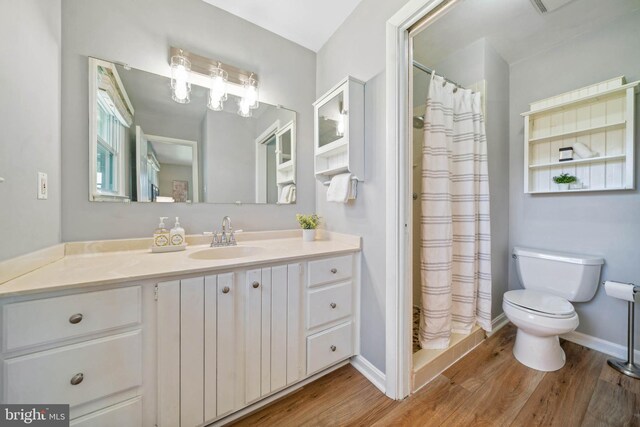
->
[330,345,337,352]
[330,302,337,309]
[330,268,338,274]
[70,373,84,385]
[252,281,260,289]
[222,286,230,294]
[69,313,83,324]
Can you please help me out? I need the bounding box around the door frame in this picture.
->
[145,134,200,203]
[254,120,280,203]
[384,0,460,400]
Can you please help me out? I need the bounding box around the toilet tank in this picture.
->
[513,247,604,302]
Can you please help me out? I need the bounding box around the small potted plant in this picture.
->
[553,173,577,191]
[296,214,320,242]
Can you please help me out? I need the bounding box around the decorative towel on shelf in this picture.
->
[327,173,356,203]
[278,184,296,204]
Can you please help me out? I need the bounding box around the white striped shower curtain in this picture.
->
[419,74,492,350]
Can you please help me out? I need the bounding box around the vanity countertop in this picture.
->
[0,230,360,298]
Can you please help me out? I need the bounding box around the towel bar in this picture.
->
[322,176,361,186]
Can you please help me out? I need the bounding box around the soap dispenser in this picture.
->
[154,217,170,247]
[170,217,185,246]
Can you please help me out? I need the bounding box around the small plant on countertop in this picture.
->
[296,214,321,230]
[553,173,577,184]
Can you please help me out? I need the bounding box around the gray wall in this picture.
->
[61,0,316,241]
[316,0,411,373]
[202,111,256,203]
[0,0,61,261]
[508,10,640,346]
[158,164,193,201]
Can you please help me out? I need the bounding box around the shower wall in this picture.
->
[411,38,510,320]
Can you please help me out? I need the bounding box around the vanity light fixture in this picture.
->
[208,63,228,111]
[170,50,191,104]
[169,47,260,114]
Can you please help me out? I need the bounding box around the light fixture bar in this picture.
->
[169,47,258,86]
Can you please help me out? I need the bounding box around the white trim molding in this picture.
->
[488,313,509,337]
[562,330,640,361]
[351,356,386,394]
[384,0,458,400]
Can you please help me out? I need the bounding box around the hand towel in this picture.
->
[327,173,353,203]
[573,142,598,159]
[279,185,293,204]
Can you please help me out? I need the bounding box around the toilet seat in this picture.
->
[504,289,575,319]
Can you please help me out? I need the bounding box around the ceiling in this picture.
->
[413,0,640,67]
[149,140,193,167]
[201,0,365,52]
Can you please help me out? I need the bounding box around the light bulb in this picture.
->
[208,66,228,111]
[174,82,188,102]
[242,75,259,110]
[238,98,252,117]
[170,53,191,104]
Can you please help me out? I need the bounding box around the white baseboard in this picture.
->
[488,313,509,336]
[351,355,386,393]
[562,330,640,361]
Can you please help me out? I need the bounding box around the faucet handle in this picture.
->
[211,230,220,247]
[229,229,237,246]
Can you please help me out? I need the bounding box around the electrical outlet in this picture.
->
[37,172,48,200]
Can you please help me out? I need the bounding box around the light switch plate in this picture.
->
[37,172,48,200]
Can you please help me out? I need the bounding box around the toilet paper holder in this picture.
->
[602,280,640,379]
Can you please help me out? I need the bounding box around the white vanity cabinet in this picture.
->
[156,254,358,426]
[0,248,359,427]
[0,286,147,425]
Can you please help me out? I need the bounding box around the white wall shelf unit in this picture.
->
[522,76,638,194]
[313,76,365,181]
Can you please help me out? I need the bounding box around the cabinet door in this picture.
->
[244,264,303,404]
[215,273,236,417]
[287,263,303,384]
[245,268,263,404]
[156,281,180,427]
[180,277,204,427]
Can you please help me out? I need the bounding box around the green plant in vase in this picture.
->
[296,214,320,241]
[553,173,577,190]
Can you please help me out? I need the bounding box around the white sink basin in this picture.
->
[188,246,264,260]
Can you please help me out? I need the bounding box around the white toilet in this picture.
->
[503,247,604,372]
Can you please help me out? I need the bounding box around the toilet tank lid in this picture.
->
[513,247,604,266]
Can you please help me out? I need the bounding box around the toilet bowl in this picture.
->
[505,247,603,372]
[503,290,578,371]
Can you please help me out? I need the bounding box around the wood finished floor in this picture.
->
[231,324,640,426]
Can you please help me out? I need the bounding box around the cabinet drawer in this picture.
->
[307,322,353,374]
[2,286,141,352]
[308,255,352,288]
[307,282,352,329]
[70,397,141,427]
[3,330,142,407]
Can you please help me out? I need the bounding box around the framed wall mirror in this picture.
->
[88,58,297,204]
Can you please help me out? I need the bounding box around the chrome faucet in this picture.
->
[211,216,237,247]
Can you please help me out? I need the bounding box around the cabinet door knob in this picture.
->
[330,302,337,309]
[252,281,260,289]
[330,345,337,352]
[222,286,230,294]
[330,268,338,274]
[69,313,83,324]
[70,373,84,385]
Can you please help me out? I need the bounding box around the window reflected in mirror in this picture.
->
[88,58,296,204]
